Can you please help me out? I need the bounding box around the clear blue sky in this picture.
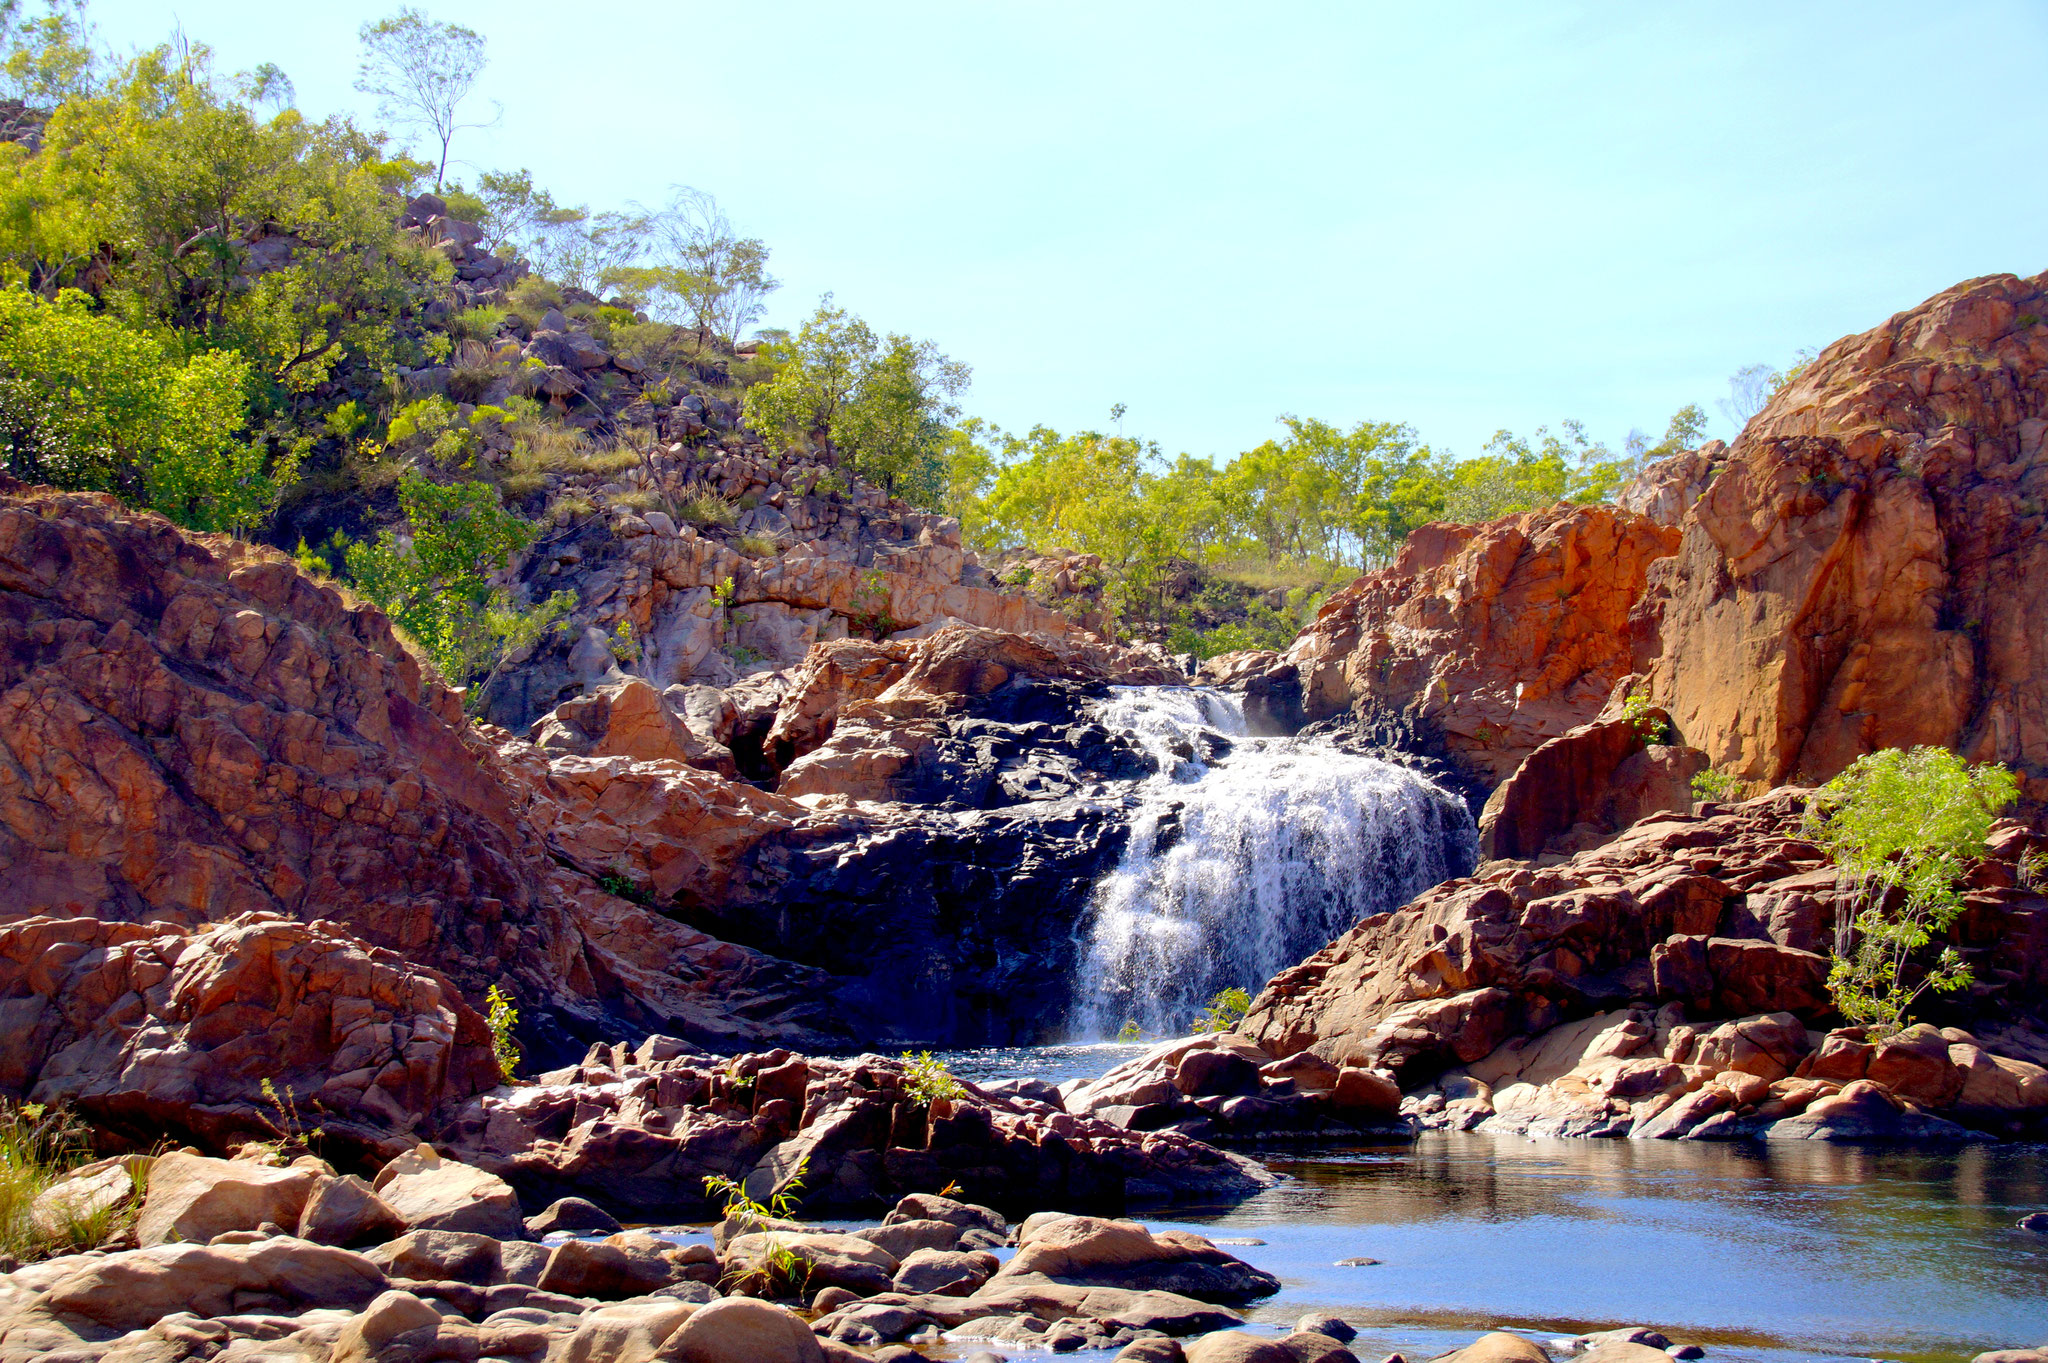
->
[90,1,2048,461]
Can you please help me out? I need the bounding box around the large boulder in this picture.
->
[530,674,739,778]
[1477,705,1708,860]
[135,1151,323,1247]
[653,1296,823,1363]
[993,1215,1279,1302]
[374,1149,526,1239]
[1643,270,2048,797]
[1277,505,1682,783]
[0,913,500,1152]
[34,1238,389,1331]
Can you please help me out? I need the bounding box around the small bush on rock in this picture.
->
[485,985,521,1080]
[1191,986,1251,1034]
[0,1101,136,1261]
[900,1051,966,1105]
[1806,746,2018,1035]
[1690,766,1740,802]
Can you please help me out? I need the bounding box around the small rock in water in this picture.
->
[2017,1212,2048,1232]
[1578,1327,1673,1351]
[1666,1347,1705,1360]
[1298,1314,1358,1341]
[1214,1236,1267,1245]
[1335,1255,1382,1266]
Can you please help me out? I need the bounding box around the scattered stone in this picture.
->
[1299,1314,1358,1340]
[527,1195,624,1237]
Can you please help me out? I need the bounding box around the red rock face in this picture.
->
[0,913,500,1153]
[0,484,841,1059]
[1643,270,2048,794]
[1240,794,2048,1085]
[1282,504,1681,786]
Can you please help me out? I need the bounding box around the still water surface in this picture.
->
[923,1048,2048,1363]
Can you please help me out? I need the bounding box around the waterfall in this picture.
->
[1072,685,1476,1039]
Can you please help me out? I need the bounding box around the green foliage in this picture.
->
[1117,1019,1145,1043]
[704,1157,811,1297]
[0,0,98,105]
[484,984,520,1080]
[899,1051,966,1105]
[1690,766,1740,803]
[325,400,370,441]
[742,295,968,508]
[1619,689,1674,745]
[1190,986,1251,1035]
[0,287,296,532]
[5,43,438,396]
[254,1077,324,1159]
[0,1098,144,1262]
[1805,747,2019,1034]
[607,617,638,663]
[354,7,491,192]
[676,489,737,528]
[345,471,573,707]
[443,305,504,342]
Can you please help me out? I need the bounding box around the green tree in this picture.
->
[0,0,97,104]
[354,6,492,193]
[0,286,294,531]
[1805,746,2018,1034]
[7,42,435,394]
[345,471,573,708]
[744,296,970,506]
[632,185,777,347]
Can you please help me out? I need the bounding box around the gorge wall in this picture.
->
[1253,269,2048,844]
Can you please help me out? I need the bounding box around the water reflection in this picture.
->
[1151,1134,2048,1363]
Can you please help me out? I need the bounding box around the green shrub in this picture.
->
[703,1157,810,1296]
[485,985,521,1081]
[676,490,738,528]
[735,531,780,558]
[0,1100,138,1262]
[443,306,506,343]
[0,287,295,534]
[1190,986,1251,1035]
[899,1052,966,1105]
[346,472,575,708]
[1690,766,1740,803]
[1620,690,1674,745]
[1806,747,2018,1034]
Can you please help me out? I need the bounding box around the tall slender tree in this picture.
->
[353,7,492,192]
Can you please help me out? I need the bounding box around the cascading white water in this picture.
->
[1072,685,1475,1039]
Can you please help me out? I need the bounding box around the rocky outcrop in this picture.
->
[1614,442,1730,526]
[1238,791,2048,1133]
[440,1044,1277,1220]
[1642,270,2048,796]
[1253,273,2048,812]
[480,448,1096,733]
[0,484,849,1063]
[1475,696,1708,861]
[0,913,498,1156]
[1277,505,1682,787]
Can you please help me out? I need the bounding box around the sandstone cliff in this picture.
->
[1642,271,2048,795]
[0,483,843,1063]
[1261,269,2048,837]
